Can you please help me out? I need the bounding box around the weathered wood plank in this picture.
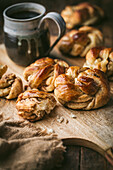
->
[55,146,80,170]
[80,147,106,170]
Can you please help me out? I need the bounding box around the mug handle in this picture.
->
[38,12,66,55]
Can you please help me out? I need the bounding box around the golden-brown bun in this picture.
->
[59,26,103,57]
[16,89,57,122]
[54,66,110,110]
[61,2,104,29]
[0,64,7,78]
[84,47,113,80]
[23,57,69,92]
[0,73,23,99]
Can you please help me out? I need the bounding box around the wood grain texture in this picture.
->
[80,147,106,170]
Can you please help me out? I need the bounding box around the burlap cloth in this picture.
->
[0,114,65,170]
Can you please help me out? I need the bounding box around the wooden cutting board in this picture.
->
[0,42,113,165]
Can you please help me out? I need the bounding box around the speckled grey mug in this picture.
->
[3,2,66,66]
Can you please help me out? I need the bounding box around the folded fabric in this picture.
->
[0,120,65,170]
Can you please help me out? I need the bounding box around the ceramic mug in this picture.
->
[3,2,66,66]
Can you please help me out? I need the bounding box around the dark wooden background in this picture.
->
[0,0,113,169]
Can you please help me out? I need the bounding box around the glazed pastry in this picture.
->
[59,26,103,57]
[54,66,110,110]
[0,64,7,78]
[23,57,69,92]
[0,65,23,99]
[61,2,104,29]
[84,47,113,80]
[16,89,57,122]
[0,73,23,99]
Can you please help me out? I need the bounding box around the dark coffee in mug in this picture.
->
[9,10,40,19]
[8,10,40,19]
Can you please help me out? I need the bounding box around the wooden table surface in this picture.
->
[0,0,113,169]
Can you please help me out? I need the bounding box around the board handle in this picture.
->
[62,138,113,166]
[105,147,113,166]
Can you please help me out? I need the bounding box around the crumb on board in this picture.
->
[66,119,69,124]
[57,116,64,123]
[71,113,77,119]
[39,127,56,136]
[56,115,69,124]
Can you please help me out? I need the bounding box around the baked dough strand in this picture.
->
[54,66,110,110]
[61,2,104,29]
[59,26,103,57]
[23,57,69,92]
[84,47,113,80]
[16,89,57,122]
